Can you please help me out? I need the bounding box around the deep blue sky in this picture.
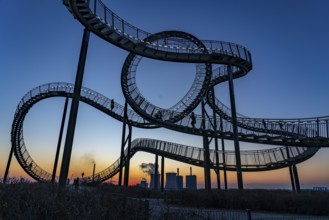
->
[0,0,328,188]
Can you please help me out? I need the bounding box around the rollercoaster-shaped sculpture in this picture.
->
[11,0,329,184]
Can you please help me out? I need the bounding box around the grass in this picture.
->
[164,189,329,216]
[1,180,328,219]
[0,182,149,219]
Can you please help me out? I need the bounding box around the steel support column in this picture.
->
[59,28,90,188]
[220,116,228,190]
[286,147,296,192]
[119,101,128,186]
[292,164,301,193]
[3,147,14,183]
[211,88,221,189]
[124,125,132,187]
[161,156,165,192]
[154,154,159,191]
[202,99,211,191]
[227,65,243,190]
[289,165,296,192]
[52,97,69,183]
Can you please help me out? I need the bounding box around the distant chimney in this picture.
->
[92,163,96,182]
[177,168,179,176]
[190,167,192,176]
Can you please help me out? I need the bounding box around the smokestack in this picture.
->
[92,163,96,182]
[177,168,179,176]
[190,167,192,176]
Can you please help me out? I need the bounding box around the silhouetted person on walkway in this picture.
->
[279,120,283,130]
[155,110,162,120]
[190,112,196,128]
[110,99,115,111]
[262,119,267,129]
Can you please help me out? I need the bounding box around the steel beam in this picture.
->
[59,28,90,188]
[228,65,243,190]
[52,97,69,183]
[211,87,221,189]
[154,154,159,191]
[3,146,14,183]
[288,165,296,192]
[124,125,132,187]
[286,147,296,192]
[119,101,128,186]
[161,156,164,192]
[293,164,301,193]
[202,99,211,191]
[220,116,228,190]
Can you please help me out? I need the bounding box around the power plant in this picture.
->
[149,173,160,190]
[186,167,197,190]
[165,172,178,190]
[147,167,197,190]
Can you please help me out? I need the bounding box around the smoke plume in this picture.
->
[139,163,155,175]
[81,153,95,165]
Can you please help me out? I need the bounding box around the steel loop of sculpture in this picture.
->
[9,0,329,184]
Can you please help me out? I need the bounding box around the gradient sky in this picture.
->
[1,0,329,189]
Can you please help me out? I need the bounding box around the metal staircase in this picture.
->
[8,0,328,183]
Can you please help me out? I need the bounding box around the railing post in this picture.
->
[104,5,107,23]
[111,12,114,28]
[326,119,329,138]
[316,118,320,137]
[93,0,97,14]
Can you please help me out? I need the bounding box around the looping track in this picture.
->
[11,0,329,183]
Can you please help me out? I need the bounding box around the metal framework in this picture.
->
[4,0,329,191]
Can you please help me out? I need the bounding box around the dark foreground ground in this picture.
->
[0,182,328,219]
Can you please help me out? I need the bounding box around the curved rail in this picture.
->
[90,138,318,184]
[63,0,252,73]
[11,83,320,182]
[9,0,328,183]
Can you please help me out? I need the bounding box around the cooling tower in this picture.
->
[186,175,197,190]
[149,173,160,190]
[165,172,178,190]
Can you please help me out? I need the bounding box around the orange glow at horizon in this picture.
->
[1,150,328,189]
